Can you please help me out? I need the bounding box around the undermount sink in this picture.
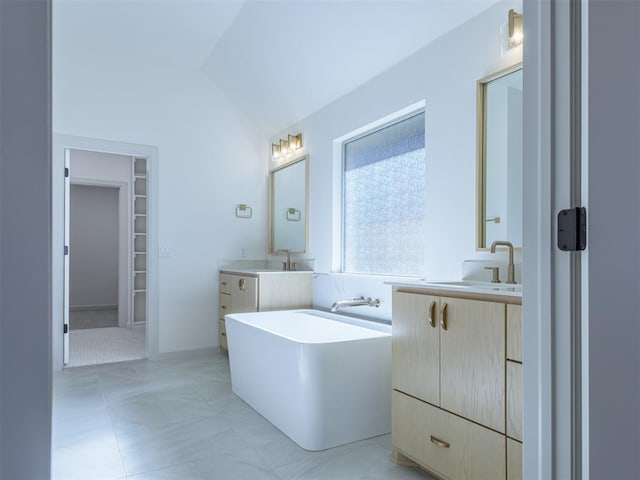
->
[426,281,522,293]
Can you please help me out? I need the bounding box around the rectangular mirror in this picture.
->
[477,64,523,249]
[269,155,309,253]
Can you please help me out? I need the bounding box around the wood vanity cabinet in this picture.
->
[218,270,313,353]
[391,287,523,480]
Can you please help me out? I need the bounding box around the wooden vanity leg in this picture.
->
[391,446,419,467]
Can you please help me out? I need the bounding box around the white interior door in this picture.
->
[63,149,70,365]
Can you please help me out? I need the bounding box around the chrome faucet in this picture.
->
[275,249,292,271]
[330,297,380,312]
[490,240,516,284]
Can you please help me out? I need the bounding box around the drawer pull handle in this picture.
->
[430,435,450,449]
[221,332,226,337]
[239,278,246,291]
[440,303,448,331]
[428,301,436,328]
[221,305,227,310]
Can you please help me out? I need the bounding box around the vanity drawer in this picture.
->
[219,273,232,295]
[507,438,523,480]
[219,319,228,352]
[219,293,230,319]
[507,304,522,362]
[393,390,505,479]
[392,390,432,468]
[507,361,523,441]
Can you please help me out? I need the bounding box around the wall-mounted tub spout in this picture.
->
[330,297,380,312]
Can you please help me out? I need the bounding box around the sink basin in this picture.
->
[425,281,522,293]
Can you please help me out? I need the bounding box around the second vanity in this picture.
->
[218,268,313,352]
[390,281,522,480]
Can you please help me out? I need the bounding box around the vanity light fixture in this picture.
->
[288,133,302,150]
[280,138,290,155]
[271,133,303,159]
[272,143,281,157]
[508,9,523,48]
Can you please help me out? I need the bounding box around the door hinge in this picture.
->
[64,245,69,255]
[558,207,587,251]
[64,324,68,334]
[65,167,69,177]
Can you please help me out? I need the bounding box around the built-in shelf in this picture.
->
[132,156,148,328]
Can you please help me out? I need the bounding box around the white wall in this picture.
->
[53,3,266,356]
[70,184,119,308]
[271,1,522,320]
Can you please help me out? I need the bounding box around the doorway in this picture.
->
[64,149,147,367]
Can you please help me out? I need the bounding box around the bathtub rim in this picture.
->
[225,308,391,346]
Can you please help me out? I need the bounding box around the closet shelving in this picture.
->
[132,157,147,327]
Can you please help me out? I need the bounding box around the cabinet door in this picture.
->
[258,273,312,311]
[392,291,440,406]
[229,275,258,314]
[440,297,505,432]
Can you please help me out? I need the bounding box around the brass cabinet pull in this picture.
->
[221,305,227,310]
[239,278,246,291]
[440,303,448,331]
[221,281,227,286]
[430,435,450,448]
[221,332,226,337]
[428,301,436,328]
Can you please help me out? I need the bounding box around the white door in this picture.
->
[63,149,70,365]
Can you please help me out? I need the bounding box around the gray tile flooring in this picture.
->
[52,350,431,480]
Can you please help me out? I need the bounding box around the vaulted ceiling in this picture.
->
[54,0,500,135]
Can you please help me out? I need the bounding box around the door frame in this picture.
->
[52,134,159,369]
[523,0,584,478]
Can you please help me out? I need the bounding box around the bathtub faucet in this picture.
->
[330,297,380,312]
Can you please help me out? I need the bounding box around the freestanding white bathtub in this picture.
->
[225,309,391,451]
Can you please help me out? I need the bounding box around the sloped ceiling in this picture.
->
[55,0,500,136]
[202,1,500,135]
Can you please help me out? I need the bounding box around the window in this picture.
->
[342,111,425,276]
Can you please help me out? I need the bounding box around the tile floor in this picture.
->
[53,350,432,480]
[68,326,146,367]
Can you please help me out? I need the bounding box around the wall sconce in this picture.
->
[271,133,303,159]
[508,9,523,48]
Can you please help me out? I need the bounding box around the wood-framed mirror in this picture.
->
[477,63,523,250]
[269,155,309,253]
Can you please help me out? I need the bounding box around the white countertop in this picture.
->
[387,279,522,300]
[220,268,313,275]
